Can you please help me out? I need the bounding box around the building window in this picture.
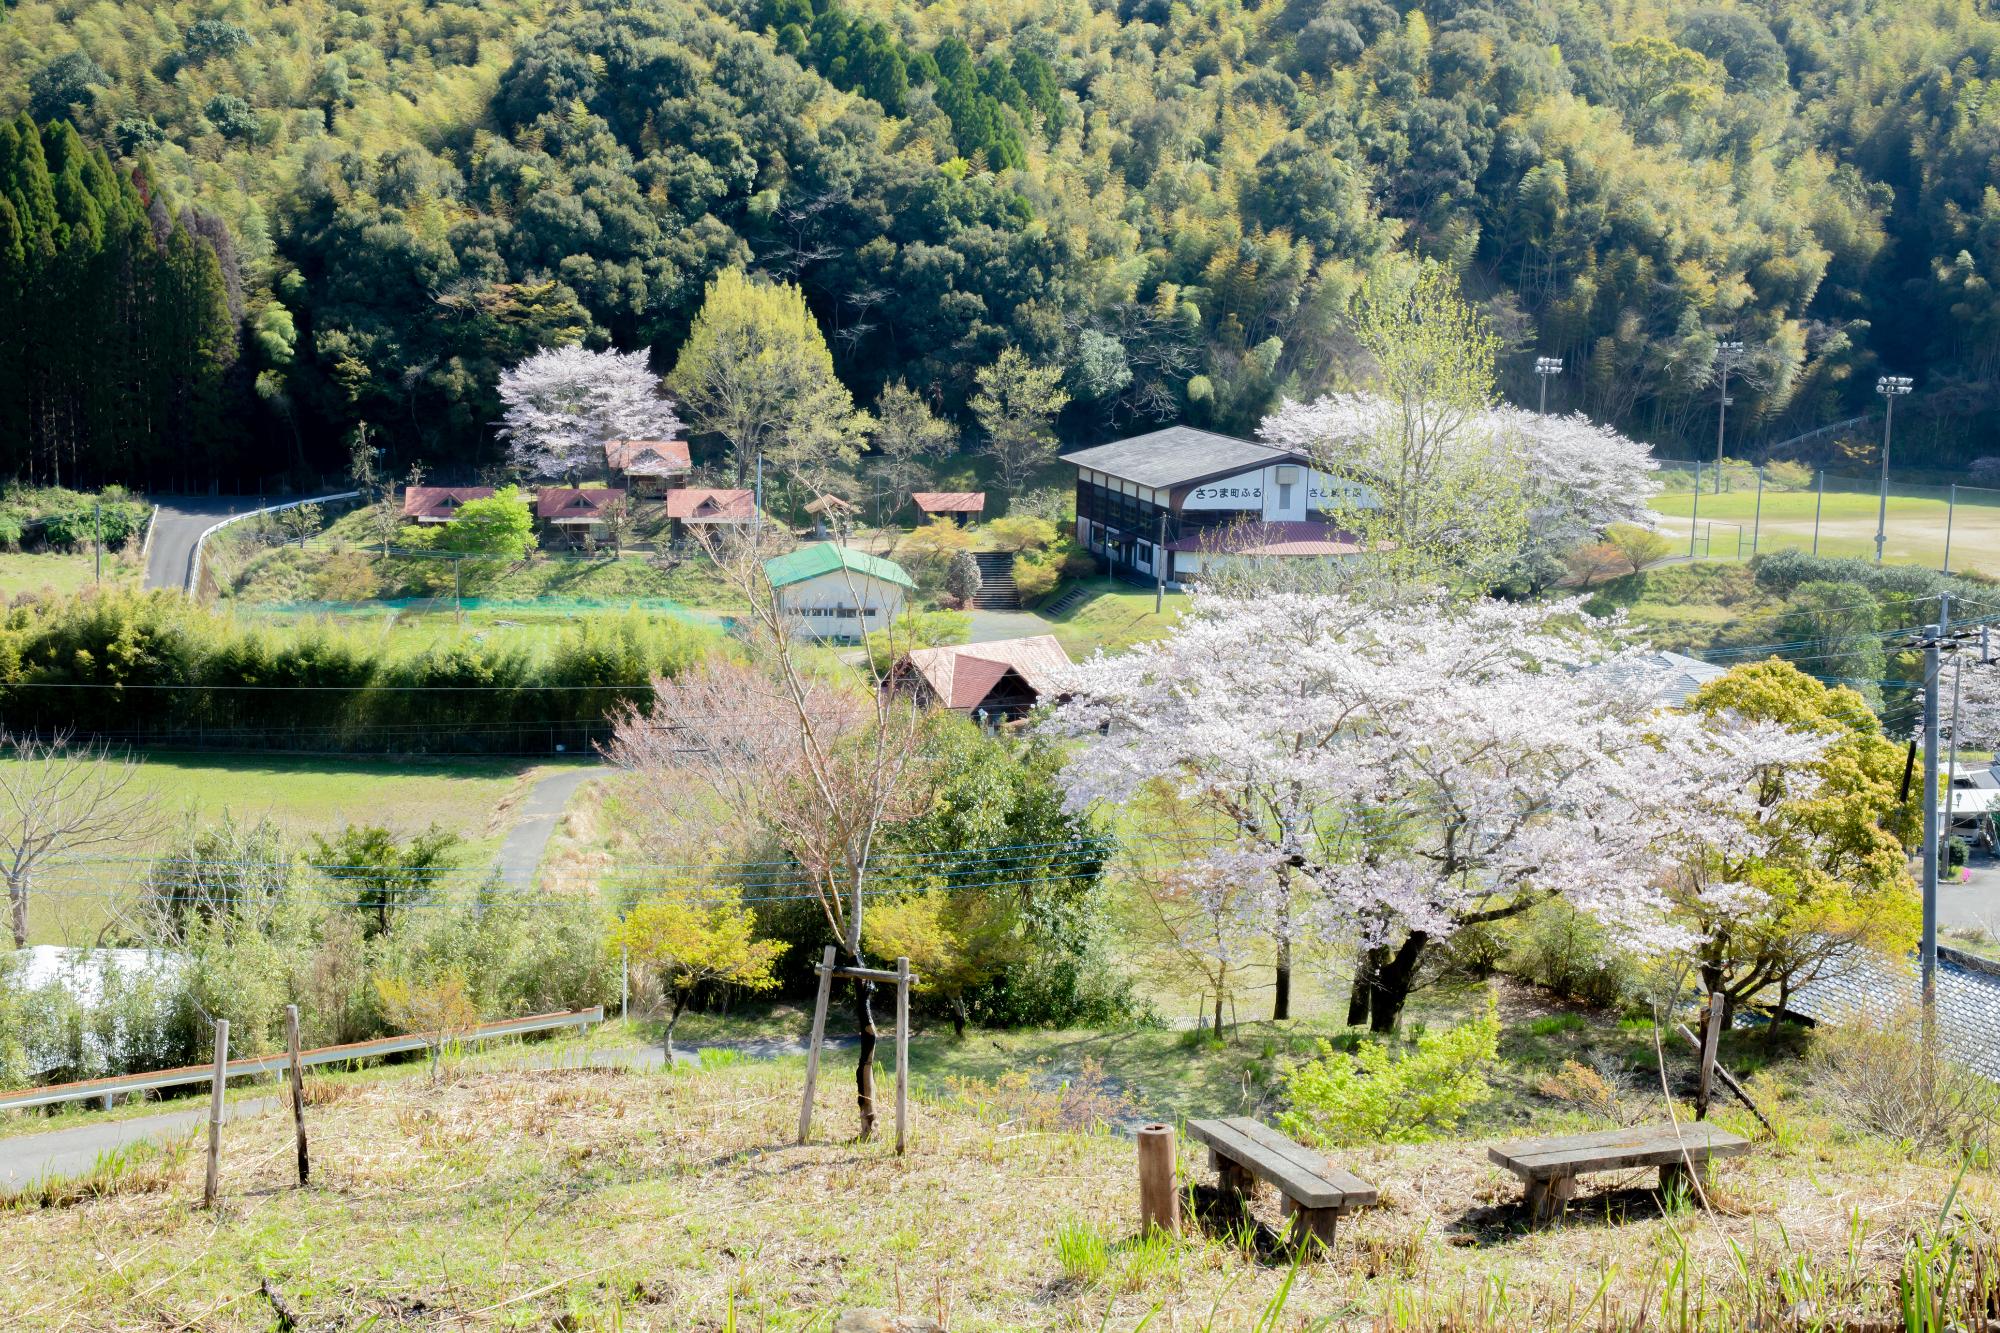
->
[1278,482,1293,510]
[1137,540,1152,568]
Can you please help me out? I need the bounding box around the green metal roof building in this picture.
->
[762,543,916,591]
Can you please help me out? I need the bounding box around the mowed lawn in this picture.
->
[16,753,584,945]
[1649,486,2000,572]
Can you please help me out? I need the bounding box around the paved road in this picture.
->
[964,608,1055,643]
[0,1095,279,1190]
[143,497,255,592]
[1941,852,2000,930]
[0,1036,850,1190]
[495,765,606,888]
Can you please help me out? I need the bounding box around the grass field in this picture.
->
[2,993,1986,1330]
[1650,485,2000,572]
[0,550,140,599]
[19,753,586,946]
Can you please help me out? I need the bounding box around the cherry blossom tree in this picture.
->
[602,529,934,1140]
[1944,654,2000,751]
[1045,590,1809,1032]
[1260,393,1657,593]
[496,346,683,482]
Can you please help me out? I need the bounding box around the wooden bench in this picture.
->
[1186,1116,1378,1250]
[1488,1123,1751,1224]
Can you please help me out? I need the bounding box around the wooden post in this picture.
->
[285,1004,309,1187]
[1137,1123,1178,1237]
[1694,995,1726,1120]
[894,957,910,1156]
[204,1019,228,1210]
[797,945,836,1144]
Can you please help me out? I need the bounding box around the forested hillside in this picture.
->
[6,0,2000,484]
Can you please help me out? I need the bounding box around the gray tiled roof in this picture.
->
[1789,946,2000,1080]
[1061,427,1303,488]
[1592,651,1730,707]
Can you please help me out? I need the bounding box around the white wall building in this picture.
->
[1061,426,1375,586]
[764,543,915,640]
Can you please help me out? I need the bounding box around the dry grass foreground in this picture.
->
[0,1054,1991,1330]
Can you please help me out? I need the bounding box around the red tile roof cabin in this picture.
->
[535,488,625,521]
[664,488,756,523]
[401,486,497,522]
[604,439,692,476]
[911,491,986,515]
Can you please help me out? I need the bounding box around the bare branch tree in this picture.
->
[603,529,935,1138]
[0,732,163,948]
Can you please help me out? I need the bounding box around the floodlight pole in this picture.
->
[1713,341,1743,494]
[1534,356,1563,415]
[1874,375,1913,564]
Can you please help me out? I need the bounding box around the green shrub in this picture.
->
[1012,550,1060,602]
[0,591,720,753]
[987,514,1057,552]
[1279,994,1501,1147]
[0,487,148,551]
[1505,900,1637,1010]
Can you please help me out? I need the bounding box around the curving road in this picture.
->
[142,496,257,592]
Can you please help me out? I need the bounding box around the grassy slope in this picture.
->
[1034,577,1187,656]
[21,754,582,945]
[1649,486,2000,573]
[0,1009,1981,1330]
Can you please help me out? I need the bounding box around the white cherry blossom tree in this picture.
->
[496,345,683,482]
[1944,653,2000,751]
[1046,590,1812,1032]
[1260,393,1658,593]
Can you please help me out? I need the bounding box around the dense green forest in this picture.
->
[5,0,2000,484]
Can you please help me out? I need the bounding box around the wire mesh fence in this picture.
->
[1649,464,2000,573]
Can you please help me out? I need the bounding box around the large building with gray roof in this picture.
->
[1062,427,1374,586]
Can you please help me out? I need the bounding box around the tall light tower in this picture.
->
[1534,356,1563,414]
[1873,374,1914,564]
[1712,340,1746,494]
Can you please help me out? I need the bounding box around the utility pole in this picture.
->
[1915,593,1955,1020]
[1155,511,1167,613]
[1534,356,1563,414]
[93,500,102,586]
[1874,375,1913,564]
[1713,341,1744,493]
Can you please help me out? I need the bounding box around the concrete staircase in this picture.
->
[970,550,1020,609]
[1042,583,1094,619]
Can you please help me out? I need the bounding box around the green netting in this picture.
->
[234,595,718,621]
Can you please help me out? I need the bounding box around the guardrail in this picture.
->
[0,1006,604,1112]
[186,491,360,596]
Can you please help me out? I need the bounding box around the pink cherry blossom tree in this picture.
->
[1046,590,1807,1032]
[496,345,683,482]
